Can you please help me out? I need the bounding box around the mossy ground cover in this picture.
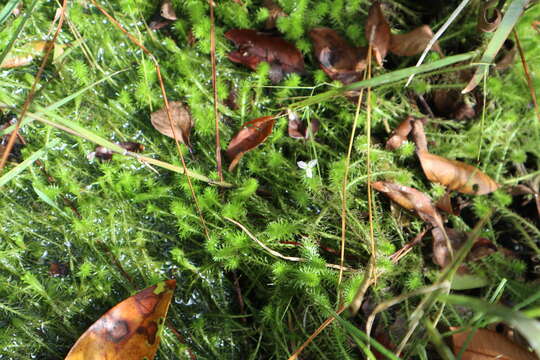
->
[1,0,540,359]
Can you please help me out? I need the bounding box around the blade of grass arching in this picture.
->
[395,212,492,356]
[330,310,400,360]
[0,70,126,136]
[462,0,530,93]
[404,0,472,87]
[445,294,540,357]
[25,112,234,188]
[0,139,59,187]
[0,0,20,25]
[289,52,476,109]
[0,0,40,67]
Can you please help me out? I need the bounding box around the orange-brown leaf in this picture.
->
[366,1,391,66]
[226,116,275,171]
[451,327,537,360]
[65,280,176,360]
[373,181,444,229]
[0,41,57,69]
[150,101,193,148]
[288,110,319,140]
[417,150,499,195]
[309,27,367,84]
[389,25,443,57]
[386,116,424,150]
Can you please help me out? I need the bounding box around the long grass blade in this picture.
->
[0,0,20,26]
[462,0,530,93]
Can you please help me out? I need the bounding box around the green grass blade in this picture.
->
[445,294,540,357]
[0,69,126,136]
[0,139,58,188]
[462,0,530,93]
[0,0,20,26]
[290,51,476,109]
[0,0,40,67]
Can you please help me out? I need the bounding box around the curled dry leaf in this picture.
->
[88,142,145,161]
[150,101,193,148]
[0,41,63,69]
[149,0,177,30]
[65,280,176,360]
[478,0,502,33]
[366,1,391,66]
[287,109,319,140]
[451,327,537,360]
[225,29,305,83]
[432,227,497,268]
[386,116,426,150]
[226,116,275,171]
[389,25,443,57]
[309,27,367,84]
[373,181,444,230]
[417,150,499,195]
[495,39,517,70]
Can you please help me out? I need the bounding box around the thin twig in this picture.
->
[0,0,68,173]
[209,0,223,181]
[287,306,347,360]
[513,28,540,122]
[225,217,356,272]
[338,73,367,303]
[349,39,377,316]
[89,0,210,240]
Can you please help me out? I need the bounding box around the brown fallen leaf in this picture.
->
[389,25,443,57]
[365,1,391,67]
[435,191,459,215]
[149,0,177,30]
[451,327,538,360]
[495,39,517,70]
[432,227,497,268]
[373,181,445,230]
[150,101,193,148]
[0,41,62,69]
[309,27,367,84]
[0,115,24,163]
[65,280,176,360]
[386,116,426,150]
[87,142,145,161]
[227,116,275,171]
[417,150,499,195]
[263,0,287,30]
[287,109,319,140]
[431,88,476,121]
[478,0,502,33]
[225,29,305,83]
[49,262,69,277]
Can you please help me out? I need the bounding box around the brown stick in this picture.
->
[513,29,540,122]
[209,0,224,181]
[0,0,68,173]
[89,0,210,241]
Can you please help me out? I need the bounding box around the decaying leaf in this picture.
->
[431,88,476,121]
[389,25,443,57]
[309,27,367,84]
[87,142,145,161]
[263,0,287,30]
[435,191,460,215]
[0,41,63,69]
[366,2,391,66]
[226,116,275,171]
[149,0,177,30]
[49,262,69,277]
[150,101,193,148]
[478,0,502,33]
[432,227,497,268]
[495,39,517,70]
[373,181,444,230]
[65,280,176,360]
[0,115,24,163]
[287,109,319,140]
[451,327,537,360]
[386,116,426,150]
[417,150,499,195]
[225,29,305,83]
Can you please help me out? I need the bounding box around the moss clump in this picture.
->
[1,0,540,359]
